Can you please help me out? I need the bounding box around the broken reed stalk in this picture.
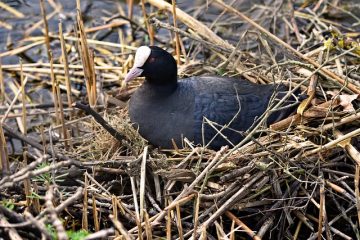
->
[76,0,97,106]
[318,182,325,240]
[298,51,324,115]
[56,79,69,148]
[140,0,154,45]
[22,151,31,207]
[135,217,143,239]
[334,130,360,166]
[59,21,73,111]
[166,201,172,239]
[171,0,181,65]
[0,76,29,125]
[89,51,97,106]
[213,0,360,94]
[20,60,27,136]
[92,195,100,232]
[139,146,148,222]
[39,0,51,60]
[127,0,134,20]
[0,1,24,18]
[82,173,89,231]
[20,62,31,205]
[355,166,360,225]
[144,210,153,240]
[111,196,119,237]
[50,53,60,126]
[175,204,184,240]
[0,58,4,104]
[192,194,200,240]
[225,211,261,240]
[0,124,9,175]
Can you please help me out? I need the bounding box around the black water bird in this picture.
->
[125,46,299,149]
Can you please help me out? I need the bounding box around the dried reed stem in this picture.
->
[92,195,100,232]
[59,21,73,110]
[140,0,154,45]
[22,151,31,207]
[19,60,26,135]
[82,174,89,231]
[50,53,60,126]
[0,124,9,175]
[140,146,148,222]
[355,166,360,226]
[225,211,261,240]
[317,182,325,240]
[76,0,97,106]
[0,58,4,104]
[171,0,181,65]
[0,1,24,18]
[39,0,51,60]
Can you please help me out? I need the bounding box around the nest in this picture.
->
[0,0,359,239]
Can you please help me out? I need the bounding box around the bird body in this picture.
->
[125,46,298,149]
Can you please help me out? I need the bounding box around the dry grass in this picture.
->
[0,0,360,239]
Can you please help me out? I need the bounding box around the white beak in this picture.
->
[124,67,144,83]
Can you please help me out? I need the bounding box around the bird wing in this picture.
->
[193,90,272,148]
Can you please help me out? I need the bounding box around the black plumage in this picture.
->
[125,46,299,149]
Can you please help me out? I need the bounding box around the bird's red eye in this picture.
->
[148,57,156,63]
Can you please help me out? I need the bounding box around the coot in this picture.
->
[125,46,298,149]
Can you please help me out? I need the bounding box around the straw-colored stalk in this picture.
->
[56,80,69,148]
[0,1,24,18]
[225,211,261,240]
[355,166,360,226]
[22,151,31,206]
[76,0,97,106]
[127,0,134,20]
[135,216,143,240]
[171,0,181,65]
[0,124,9,175]
[39,0,51,60]
[140,0,154,45]
[140,146,148,222]
[130,175,140,220]
[0,58,4,104]
[59,21,73,110]
[50,53,60,126]
[20,60,27,137]
[317,183,325,240]
[175,204,184,240]
[82,174,89,231]
[144,210,152,240]
[112,195,119,237]
[192,194,200,239]
[166,206,172,239]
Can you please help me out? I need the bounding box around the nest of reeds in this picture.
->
[0,0,360,239]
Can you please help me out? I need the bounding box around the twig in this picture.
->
[73,102,126,142]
